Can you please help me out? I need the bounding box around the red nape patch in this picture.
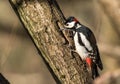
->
[86,57,92,67]
[74,18,78,22]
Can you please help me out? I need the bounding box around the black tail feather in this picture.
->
[92,63,99,79]
[95,46,103,70]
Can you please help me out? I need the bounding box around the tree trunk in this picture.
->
[9,0,92,84]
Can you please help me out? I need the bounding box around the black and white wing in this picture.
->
[78,26,103,70]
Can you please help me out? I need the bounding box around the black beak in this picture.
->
[59,28,75,31]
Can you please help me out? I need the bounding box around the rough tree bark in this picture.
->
[9,0,92,84]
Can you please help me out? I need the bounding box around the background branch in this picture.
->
[98,0,120,37]
[99,44,120,59]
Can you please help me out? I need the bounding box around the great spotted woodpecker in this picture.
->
[62,16,103,79]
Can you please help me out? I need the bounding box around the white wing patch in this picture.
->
[76,24,82,28]
[74,32,89,59]
[80,33,93,51]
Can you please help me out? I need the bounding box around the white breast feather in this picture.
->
[74,32,89,59]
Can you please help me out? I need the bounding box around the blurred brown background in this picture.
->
[0,0,120,84]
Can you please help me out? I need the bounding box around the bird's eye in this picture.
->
[66,23,69,26]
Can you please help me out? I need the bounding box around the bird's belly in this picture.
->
[74,33,89,60]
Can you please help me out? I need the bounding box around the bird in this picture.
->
[61,16,103,79]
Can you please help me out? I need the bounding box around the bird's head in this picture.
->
[64,16,80,28]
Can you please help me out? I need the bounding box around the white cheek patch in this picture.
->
[64,21,76,28]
